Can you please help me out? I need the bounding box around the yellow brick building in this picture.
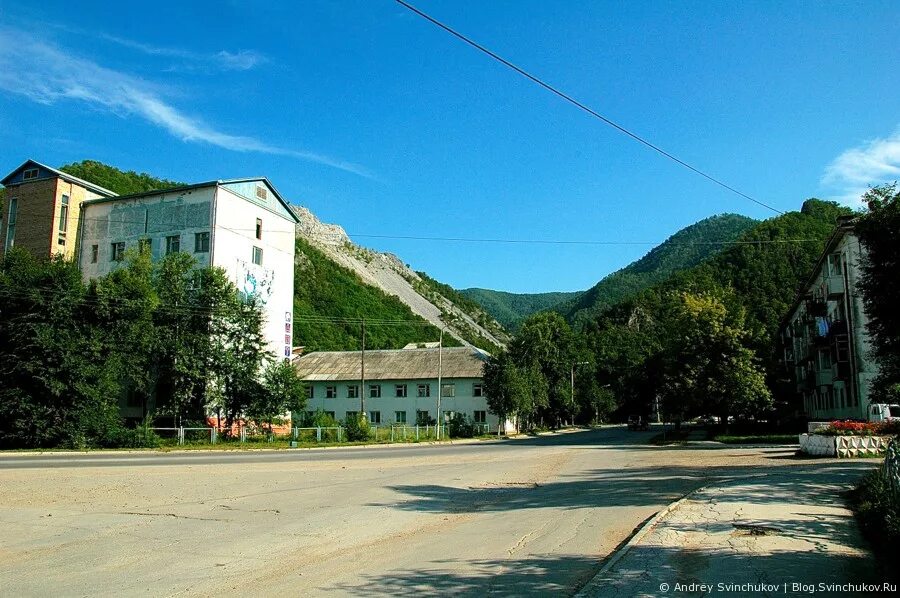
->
[1,160,117,260]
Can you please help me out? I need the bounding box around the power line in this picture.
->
[11,210,819,246]
[393,0,784,216]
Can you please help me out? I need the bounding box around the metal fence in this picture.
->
[148,423,496,445]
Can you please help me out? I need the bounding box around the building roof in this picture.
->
[80,177,300,223]
[777,215,857,334]
[293,346,490,382]
[1,159,118,197]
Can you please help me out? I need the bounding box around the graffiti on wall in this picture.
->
[237,259,275,304]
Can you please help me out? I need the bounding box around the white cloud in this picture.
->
[822,128,900,206]
[95,32,267,72]
[0,28,370,178]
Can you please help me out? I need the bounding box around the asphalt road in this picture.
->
[0,427,804,596]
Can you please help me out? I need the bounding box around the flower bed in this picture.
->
[817,420,900,437]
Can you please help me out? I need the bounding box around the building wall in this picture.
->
[52,179,106,260]
[781,231,876,421]
[302,377,498,428]
[78,186,216,278]
[0,177,57,259]
[212,186,296,359]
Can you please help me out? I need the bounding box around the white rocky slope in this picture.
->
[292,206,508,350]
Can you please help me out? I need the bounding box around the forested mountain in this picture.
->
[459,288,582,331]
[561,214,758,326]
[581,198,854,417]
[47,160,504,352]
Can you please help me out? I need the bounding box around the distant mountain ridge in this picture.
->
[459,289,582,331]
[461,214,758,330]
[561,213,758,325]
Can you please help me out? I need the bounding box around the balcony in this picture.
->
[826,275,845,297]
[815,369,833,387]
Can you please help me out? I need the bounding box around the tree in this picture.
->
[856,184,900,401]
[657,290,772,425]
[0,250,122,448]
[508,312,576,427]
[247,360,307,432]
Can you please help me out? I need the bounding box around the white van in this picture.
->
[867,403,900,422]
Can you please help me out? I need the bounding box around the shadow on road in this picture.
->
[373,462,875,514]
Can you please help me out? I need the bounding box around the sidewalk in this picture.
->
[580,462,889,597]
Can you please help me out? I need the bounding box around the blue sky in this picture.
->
[1,1,899,293]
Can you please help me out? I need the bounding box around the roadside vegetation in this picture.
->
[0,248,307,450]
[850,468,900,569]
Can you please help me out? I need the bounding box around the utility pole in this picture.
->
[436,328,443,439]
[360,320,366,418]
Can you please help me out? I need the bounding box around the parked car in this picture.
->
[868,403,900,422]
[627,415,650,431]
[698,415,720,426]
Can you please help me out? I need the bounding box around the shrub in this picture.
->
[849,468,900,567]
[99,424,161,448]
[343,413,372,442]
[447,413,476,438]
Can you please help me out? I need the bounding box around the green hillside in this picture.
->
[459,288,582,331]
[293,238,450,351]
[562,214,757,326]
[60,160,184,195]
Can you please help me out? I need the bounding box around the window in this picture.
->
[347,385,359,399]
[306,386,314,399]
[90,244,99,264]
[194,232,210,253]
[256,185,268,200]
[252,246,263,266]
[474,411,487,424]
[111,242,125,262]
[138,238,151,254]
[5,197,17,250]
[473,383,484,397]
[325,386,337,399]
[57,238,66,246]
[369,411,381,424]
[324,411,335,420]
[395,384,407,398]
[828,253,843,276]
[22,168,38,181]
[441,383,456,398]
[59,194,69,233]
[165,235,180,255]
[256,218,263,240]
[395,411,407,424]
[417,383,430,398]
[369,384,381,398]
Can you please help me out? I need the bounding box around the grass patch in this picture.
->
[714,434,798,444]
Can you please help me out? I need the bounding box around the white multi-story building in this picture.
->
[778,216,876,420]
[293,344,508,431]
[77,178,299,360]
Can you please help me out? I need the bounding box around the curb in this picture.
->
[573,480,723,598]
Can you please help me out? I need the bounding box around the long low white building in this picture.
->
[293,344,503,430]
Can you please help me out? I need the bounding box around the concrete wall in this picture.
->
[212,185,295,360]
[303,376,497,427]
[78,186,216,278]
